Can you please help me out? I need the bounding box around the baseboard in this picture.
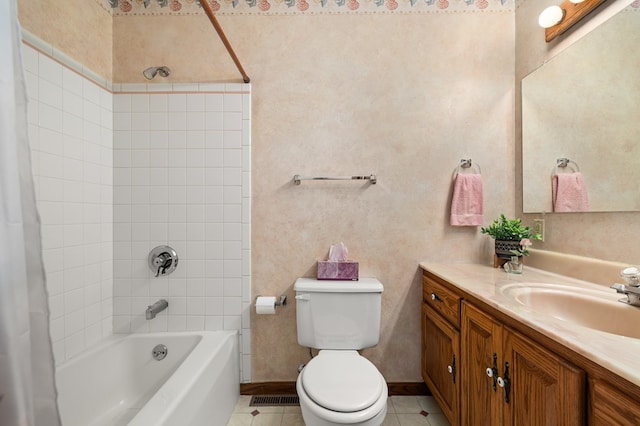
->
[240,382,430,396]
[241,382,296,395]
[388,382,430,396]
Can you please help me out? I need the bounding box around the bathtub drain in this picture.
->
[152,344,168,361]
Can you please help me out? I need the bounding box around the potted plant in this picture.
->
[481,214,542,260]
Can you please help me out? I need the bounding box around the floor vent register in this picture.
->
[249,395,300,406]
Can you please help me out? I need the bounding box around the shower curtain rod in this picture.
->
[200,0,250,83]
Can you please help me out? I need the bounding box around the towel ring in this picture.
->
[552,157,580,176]
[454,159,481,177]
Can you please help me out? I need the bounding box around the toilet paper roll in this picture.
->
[255,296,277,314]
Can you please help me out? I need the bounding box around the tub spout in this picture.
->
[146,299,169,320]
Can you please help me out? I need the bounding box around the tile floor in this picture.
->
[227,395,450,426]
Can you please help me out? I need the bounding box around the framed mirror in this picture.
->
[522,6,640,213]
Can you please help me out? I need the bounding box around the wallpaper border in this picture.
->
[98,0,514,16]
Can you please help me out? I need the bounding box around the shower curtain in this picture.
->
[0,0,62,424]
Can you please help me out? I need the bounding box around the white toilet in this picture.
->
[294,277,387,426]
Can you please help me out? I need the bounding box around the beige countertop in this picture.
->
[419,262,640,388]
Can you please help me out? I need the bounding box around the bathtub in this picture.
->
[56,331,239,426]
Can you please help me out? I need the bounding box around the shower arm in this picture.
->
[200,1,250,84]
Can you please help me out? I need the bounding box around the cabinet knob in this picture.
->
[431,293,441,302]
[497,377,505,388]
[486,367,494,378]
[448,365,453,374]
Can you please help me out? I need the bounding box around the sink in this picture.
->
[500,283,640,339]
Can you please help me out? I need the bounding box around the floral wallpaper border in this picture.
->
[99,0,514,16]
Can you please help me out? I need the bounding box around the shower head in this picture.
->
[142,66,171,80]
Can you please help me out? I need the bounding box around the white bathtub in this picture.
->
[56,331,239,426]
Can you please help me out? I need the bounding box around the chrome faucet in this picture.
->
[146,299,169,320]
[611,267,640,307]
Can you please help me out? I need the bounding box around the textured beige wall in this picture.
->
[516,0,639,265]
[250,13,514,382]
[18,0,113,81]
[112,14,243,83]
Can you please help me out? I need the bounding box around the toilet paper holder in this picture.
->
[255,295,287,308]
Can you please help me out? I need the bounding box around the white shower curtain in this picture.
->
[0,0,62,424]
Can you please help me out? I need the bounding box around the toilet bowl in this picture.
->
[296,350,388,426]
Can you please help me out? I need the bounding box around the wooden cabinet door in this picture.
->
[422,303,460,426]
[502,327,585,426]
[589,378,640,425]
[461,301,503,426]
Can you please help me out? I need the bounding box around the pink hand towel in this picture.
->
[450,173,484,226]
[552,172,589,212]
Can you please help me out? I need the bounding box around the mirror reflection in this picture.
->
[522,7,640,213]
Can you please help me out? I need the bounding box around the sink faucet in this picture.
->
[611,267,640,307]
[146,299,169,320]
[611,284,640,307]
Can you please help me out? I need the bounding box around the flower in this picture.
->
[510,238,533,257]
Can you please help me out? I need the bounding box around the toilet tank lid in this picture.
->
[294,278,383,293]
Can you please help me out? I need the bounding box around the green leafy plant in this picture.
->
[481,214,542,242]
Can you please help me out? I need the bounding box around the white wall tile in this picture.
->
[28,40,114,365]
[204,93,223,111]
[40,79,63,109]
[38,54,63,86]
[131,94,149,112]
[149,94,168,112]
[168,93,187,111]
[223,131,242,149]
[21,44,39,74]
[108,84,251,381]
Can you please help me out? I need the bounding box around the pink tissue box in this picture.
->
[317,261,359,281]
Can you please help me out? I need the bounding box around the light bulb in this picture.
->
[538,5,565,28]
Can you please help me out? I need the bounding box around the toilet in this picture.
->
[294,277,387,426]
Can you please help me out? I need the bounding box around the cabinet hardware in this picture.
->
[499,362,511,404]
[447,354,457,384]
[431,293,442,302]
[486,353,499,391]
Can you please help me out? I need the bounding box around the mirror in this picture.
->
[522,6,640,213]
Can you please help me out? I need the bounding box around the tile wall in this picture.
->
[22,33,252,381]
[22,41,115,364]
[111,85,252,381]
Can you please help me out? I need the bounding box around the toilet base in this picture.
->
[296,368,387,426]
[299,403,387,426]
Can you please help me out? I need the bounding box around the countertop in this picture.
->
[419,262,640,388]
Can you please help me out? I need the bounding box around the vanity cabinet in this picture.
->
[422,267,640,425]
[461,301,585,425]
[422,270,591,426]
[421,275,461,426]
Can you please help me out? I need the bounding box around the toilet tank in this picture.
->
[294,278,384,350]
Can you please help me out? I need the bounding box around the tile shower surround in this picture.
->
[23,43,114,365]
[22,36,253,381]
[112,87,252,381]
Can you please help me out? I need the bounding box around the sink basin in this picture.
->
[501,283,640,339]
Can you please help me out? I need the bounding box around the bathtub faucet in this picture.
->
[146,299,169,320]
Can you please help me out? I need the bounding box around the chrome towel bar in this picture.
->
[293,174,377,185]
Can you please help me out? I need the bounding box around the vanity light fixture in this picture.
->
[539,0,607,43]
[539,6,565,28]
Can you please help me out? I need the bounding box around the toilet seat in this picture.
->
[300,350,384,413]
